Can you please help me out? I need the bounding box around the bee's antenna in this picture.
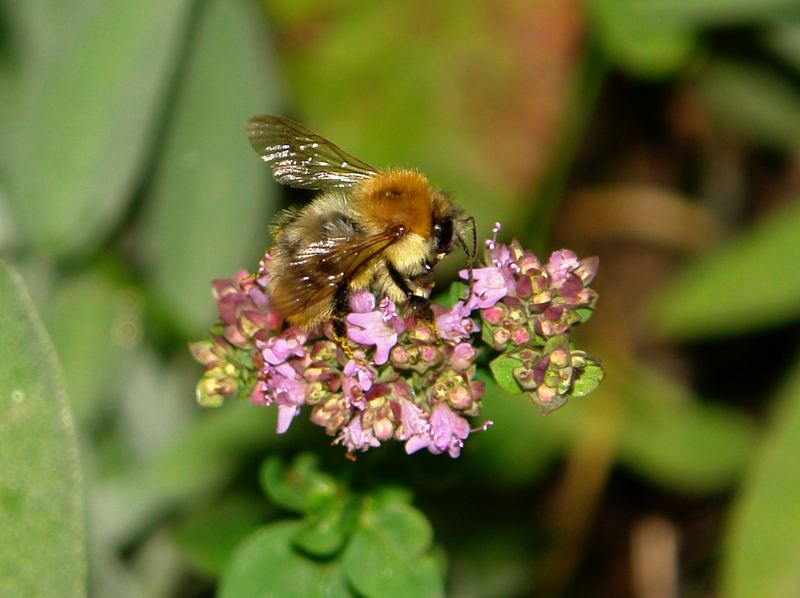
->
[457,216,477,304]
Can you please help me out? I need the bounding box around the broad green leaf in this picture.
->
[293,494,361,559]
[698,61,800,151]
[220,521,351,598]
[173,499,265,578]
[260,454,340,515]
[0,263,86,595]
[145,0,281,335]
[618,365,756,492]
[0,0,81,67]
[654,198,800,339]
[44,268,141,425]
[588,0,697,77]
[5,0,193,255]
[722,356,800,598]
[489,355,524,395]
[344,502,443,598]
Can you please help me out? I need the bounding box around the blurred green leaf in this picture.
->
[220,521,351,598]
[448,526,535,598]
[489,355,524,395]
[45,268,141,425]
[654,198,800,338]
[0,0,81,66]
[471,375,570,487]
[4,0,193,255]
[93,401,276,548]
[765,19,800,73]
[0,263,85,595]
[293,496,359,558]
[173,499,265,578]
[618,365,757,492]
[117,351,195,460]
[699,60,800,151]
[145,0,281,335]
[588,0,698,77]
[722,355,800,597]
[618,0,799,27]
[260,454,340,515]
[344,502,443,598]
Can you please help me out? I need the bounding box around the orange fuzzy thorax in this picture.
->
[353,169,434,238]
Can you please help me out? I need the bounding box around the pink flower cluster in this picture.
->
[192,257,489,457]
[191,224,602,456]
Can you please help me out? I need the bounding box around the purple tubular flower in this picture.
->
[463,266,510,310]
[406,403,471,458]
[396,397,430,446]
[346,298,404,365]
[433,301,477,342]
[337,415,381,453]
[268,370,306,434]
[348,290,375,313]
[343,359,374,391]
[260,328,306,365]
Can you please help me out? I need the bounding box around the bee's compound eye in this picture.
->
[434,217,454,254]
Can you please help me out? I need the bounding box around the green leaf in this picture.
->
[0,263,86,595]
[145,0,281,335]
[173,499,265,578]
[293,496,360,558]
[765,19,800,73]
[698,61,800,151]
[588,0,697,78]
[0,0,81,67]
[4,0,193,255]
[44,268,141,425]
[489,355,524,394]
[618,365,757,492]
[93,401,276,548]
[654,198,800,339]
[611,0,800,27]
[471,374,572,487]
[722,356,800,598]
[260,454,340,515]
[344,502,443,598]
[441,281,468,309]
[570,357,605,399]
[220,521,351,598]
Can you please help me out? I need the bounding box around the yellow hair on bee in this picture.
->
[352,169,434,238]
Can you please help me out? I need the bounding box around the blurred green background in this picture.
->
[2,0,800,596]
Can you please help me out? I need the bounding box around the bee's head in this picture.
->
[431,192,476,302]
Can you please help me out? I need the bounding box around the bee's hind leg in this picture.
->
[331,285,360,362]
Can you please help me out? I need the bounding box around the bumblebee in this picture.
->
[245,116,474,345]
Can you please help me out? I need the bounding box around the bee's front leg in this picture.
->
[386,261,435,325]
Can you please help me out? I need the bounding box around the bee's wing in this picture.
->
[245,115,379,190]
[271,230,401,316]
